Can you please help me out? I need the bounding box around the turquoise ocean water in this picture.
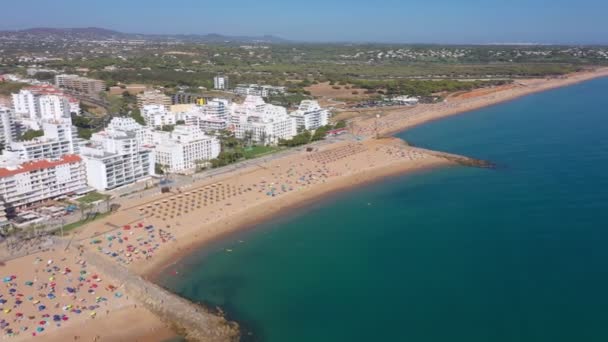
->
[159,77,608,341]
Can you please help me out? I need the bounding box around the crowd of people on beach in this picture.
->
[90,223,177,266]
[0,251,127,339]
[87,140,432,277]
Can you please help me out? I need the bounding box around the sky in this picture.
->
[1,0,607,44]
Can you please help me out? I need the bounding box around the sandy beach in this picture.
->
[72,138,451,279]
[1,67,607,341]
[0,248,173,341]
[349,67,608,138]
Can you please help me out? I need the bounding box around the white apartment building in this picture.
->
[213,76,229,90]
[142,104,178,128]
[201,99,230,121]
[151,125,220,173]
[290,100,330,130]
[181,99,230,133]
[38,95,71,121]
[68,98,81,115]
[234,84,286,98]
[11,86,78,130]
[188,117,228,132]
[0,107,17,147]
[80,117,155,191]
[0,202,8,228]
[106,116,143,132]
[391,95,419,105]
[8,120,78,160]
[230,96,297,144]
[0,154,87,211]
[11,89,38,119]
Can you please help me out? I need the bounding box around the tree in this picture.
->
[77,128,93,139]
[244,130,254,147]
[312,126,331,141]
[259,131,268,146]
[20,129,44,141]
[155,163,165,175]
[279,130,311,147]
[130,108,146,125]
[160,125,175,132]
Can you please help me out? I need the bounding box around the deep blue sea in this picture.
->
[160,77,608,342]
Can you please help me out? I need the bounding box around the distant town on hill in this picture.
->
[0,27,288,43]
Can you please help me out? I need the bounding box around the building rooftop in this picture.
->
[0,154,81,178]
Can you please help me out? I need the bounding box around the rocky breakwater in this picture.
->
[410,146,496,169]
[80,248,240,341]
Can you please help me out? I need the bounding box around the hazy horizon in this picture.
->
[2,0,607,45]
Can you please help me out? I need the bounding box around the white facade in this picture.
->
[11,86,78,130]
[8,120,78,161]
[68,98,81,115]
[106,117,143,132]
[234,84,286,98]
[38,95,70,121]
[213,76,228,90]
[181,99,230,133]
[290,100,330,130]
[11,89,38,119]
[142,105,178,128]
[0,154,87,211]
[151,125,220,173]
[0,107,17,147]
[9,139,74,161]
[392,96,419,105]
[80,117,155,191]
[230,96,297,144]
